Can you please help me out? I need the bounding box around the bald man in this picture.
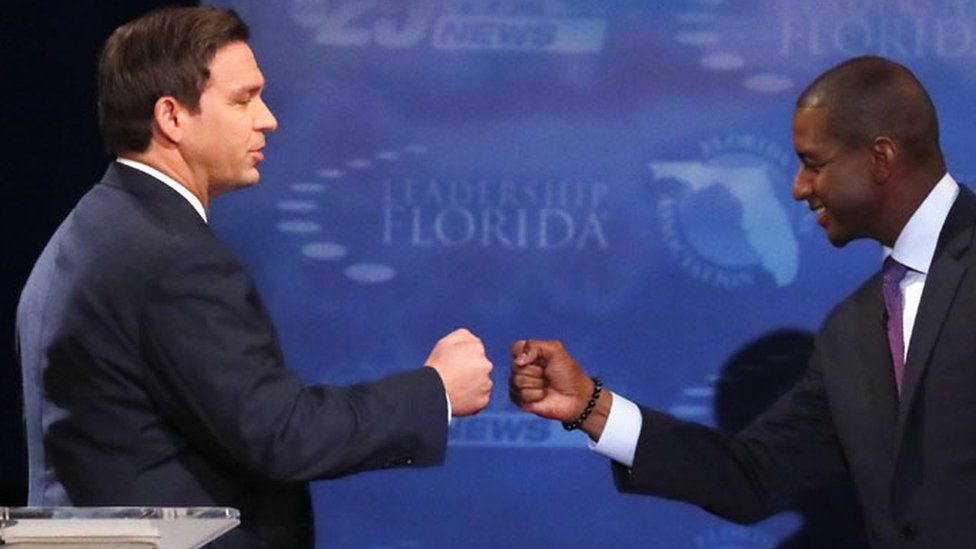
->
[510,56,976,547]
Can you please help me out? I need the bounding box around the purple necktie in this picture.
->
[882,256,909,394]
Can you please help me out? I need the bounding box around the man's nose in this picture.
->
[792,166,811,202]
[255,96,278,133]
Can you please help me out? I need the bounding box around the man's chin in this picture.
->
[826,229,863,248]
[824,225,850,247]
[211,173,260,198]
[827,237,853,248]
[237,169,262,187]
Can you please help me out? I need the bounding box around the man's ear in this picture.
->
[152,96,189,145]
[871,136,897,182]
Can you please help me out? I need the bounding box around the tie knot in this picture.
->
[883,256,909,284]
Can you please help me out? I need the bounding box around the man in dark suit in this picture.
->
[17,6,493,547]
[509,56,976,547]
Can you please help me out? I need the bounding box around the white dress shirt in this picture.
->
[115,158,208,223]
[885,173,959,358]
[591,173,960,468]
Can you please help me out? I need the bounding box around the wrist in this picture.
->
[562,377,603,431]
[563,376,595,422]
[580,390,612,442]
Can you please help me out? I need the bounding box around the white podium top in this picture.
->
[0,506,240,549]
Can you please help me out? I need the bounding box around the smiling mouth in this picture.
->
[812,205,828,228]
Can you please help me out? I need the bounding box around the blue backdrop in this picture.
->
[210,1,976,547]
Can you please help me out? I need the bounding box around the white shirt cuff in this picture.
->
[446,391,452,425]
[587,391,641,467]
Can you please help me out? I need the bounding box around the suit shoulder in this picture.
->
[817,270,882,342]
[80,182,229,267]
[20,181,239,319]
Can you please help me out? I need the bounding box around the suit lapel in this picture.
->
[895,187,976,446]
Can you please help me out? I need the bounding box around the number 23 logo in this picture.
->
[293,0,436,47]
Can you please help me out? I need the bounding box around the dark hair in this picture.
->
[97,6,249,154]
[796,56,942,165]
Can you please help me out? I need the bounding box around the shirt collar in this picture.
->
[885,172,959,274]
[115,158,208,223]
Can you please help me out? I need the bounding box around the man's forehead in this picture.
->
[792,107,833,152]
[794,106,828,119]
[793,107,829,132]
[208,41,264,86]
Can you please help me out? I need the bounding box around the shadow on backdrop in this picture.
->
[715,329,867,548]
[2,0,197,506]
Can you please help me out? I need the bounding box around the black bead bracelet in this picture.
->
[562,377,603,431]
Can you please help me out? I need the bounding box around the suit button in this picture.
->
[404,458,413,465]
[900,524,915,541]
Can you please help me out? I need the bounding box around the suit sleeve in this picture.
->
[612,343,846,525]
[138,244,447,483]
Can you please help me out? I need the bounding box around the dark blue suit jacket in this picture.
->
[614,186,976,547]
[17,163,448,547]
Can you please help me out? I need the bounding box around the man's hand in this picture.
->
[426,328,493,416]
[509,339,612,441]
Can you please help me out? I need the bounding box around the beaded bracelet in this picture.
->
[562,377,603,431]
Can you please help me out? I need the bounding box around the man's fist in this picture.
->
[426,329,493,416]
[508,339,592,422]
